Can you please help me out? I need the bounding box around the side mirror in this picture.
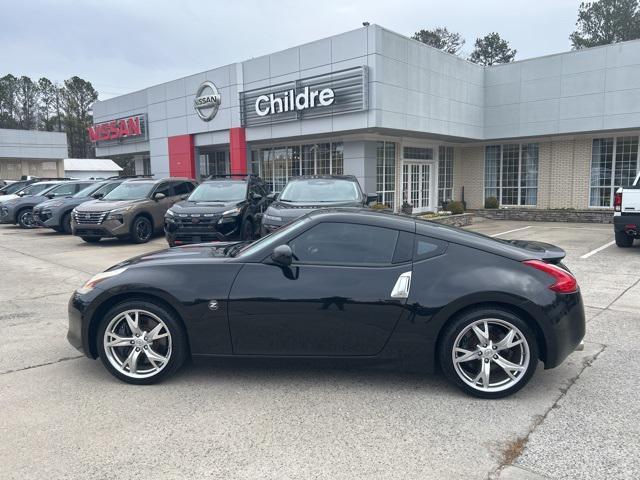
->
[251,192,263,201]
[17,192,25,197]
[46,193,56,199]
[154,192,166,201]
[92,192,104,199]
[366,193,378,205]
[271,245,293,266]
[267,192,278,201]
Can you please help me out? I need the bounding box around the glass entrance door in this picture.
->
[402,163,433,214]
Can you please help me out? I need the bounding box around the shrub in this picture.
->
[401,201,413,214]
[371,202,389,210]
[445,200,465,215]
[484,197,499,209]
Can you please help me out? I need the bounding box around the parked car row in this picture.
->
[0,173,378,246]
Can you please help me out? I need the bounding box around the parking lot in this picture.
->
[0,219,638,480]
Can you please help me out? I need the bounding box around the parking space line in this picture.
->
[580,240,616,259]
[490,226,532,237]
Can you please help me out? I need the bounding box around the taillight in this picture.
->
[523,259,578,294]
[614,191,622,212]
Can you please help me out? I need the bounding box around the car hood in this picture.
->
[267,200,363,220]
[0,194,20,203]
[75,198,147,212]
[169,200,241,214]
[36,196,81,210]
[111,241,248,269]
[8,194,47,207]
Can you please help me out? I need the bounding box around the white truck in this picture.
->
[614,171,640,247]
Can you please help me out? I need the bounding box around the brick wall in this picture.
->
[454,136,594,210]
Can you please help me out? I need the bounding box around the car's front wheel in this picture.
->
[131,216,153,244]
[438,307,538,399]
[17,208,36,229]
[97,300,188,384]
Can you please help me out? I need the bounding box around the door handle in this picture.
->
[390,271,412,299]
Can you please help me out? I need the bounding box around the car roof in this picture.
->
[289,175,358,181]
[123,177,193,184]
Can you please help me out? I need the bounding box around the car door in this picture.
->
[227,221,413,356]
[149,182,174,228]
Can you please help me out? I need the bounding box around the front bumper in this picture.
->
[165,216,240,244]
[33,208,60,228]
[67,289,103,358]
[0,206,15,224]
[72,217,130,238]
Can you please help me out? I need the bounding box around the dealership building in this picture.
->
[91,24,640,213]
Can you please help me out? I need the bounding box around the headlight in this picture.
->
[222,207,241,216]
[263,213,283,222]
[108,206,132,216]
[166,209,175,217]
[48,201,64,207]
[76,267,127,295]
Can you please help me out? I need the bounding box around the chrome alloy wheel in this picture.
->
[452,318,530,393]
[103,309,172,379]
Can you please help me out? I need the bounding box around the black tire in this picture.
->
[438,307,538,399]
[61,212,72,234]
[81,236,101,243]
[96,299,188,385]
[17,208,36,229]
[615,230,634,248]
[240,219,254,241]
[130,216,153,244]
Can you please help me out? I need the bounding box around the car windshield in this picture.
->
[279,179,360,202]
[1,182,27,195]
[235,217,312,257]
[20,183,56,196]
[74,183,104,198]
[103,182,154,201]
[188,181,246,202]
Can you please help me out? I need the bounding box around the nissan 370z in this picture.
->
[67,209,585,398]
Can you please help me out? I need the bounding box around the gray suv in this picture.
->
[0,180,92,228]
[71,178,196,243]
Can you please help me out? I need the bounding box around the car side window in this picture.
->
[51,183,76,196]
[75,183,93,193]
[153,182,172,197]
[173,181,193,196]
[290,222,399,266]
[414,235,448,261]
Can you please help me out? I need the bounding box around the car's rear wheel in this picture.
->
[81,236,101,243]
[61,212,72,234]
[438,307,538,399]
[615,230,634,248]
[97,301,187,385]
[17,208,36,229]
[131,216,153,244]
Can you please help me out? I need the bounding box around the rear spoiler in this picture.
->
[506,239,566,263]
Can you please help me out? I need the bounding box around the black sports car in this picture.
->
[68,209,585,398]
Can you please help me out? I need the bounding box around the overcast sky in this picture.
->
[1,0,583,100]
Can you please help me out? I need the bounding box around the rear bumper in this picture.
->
[613,214,640,233]
[531,290,586,369]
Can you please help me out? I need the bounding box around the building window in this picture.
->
[484,144,538,206]
[590,137,638,207]
[252,141,343,193]
[438,146,453,205]
[377,141,396,209]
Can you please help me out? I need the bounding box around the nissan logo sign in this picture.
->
[194,81,221,121]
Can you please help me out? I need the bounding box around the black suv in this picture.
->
[164,175,271,246]
[261,175,376,234]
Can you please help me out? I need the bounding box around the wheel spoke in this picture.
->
[124,312,140,336]
[122,348,142,374]
[494,328,523,351]
[454,347,480,363]
[493,354,525,379]
[144,346,167,368]
[106,332,134,348]
[471,321,490,345]
[148,323,169,341]
[474,360,491,389]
